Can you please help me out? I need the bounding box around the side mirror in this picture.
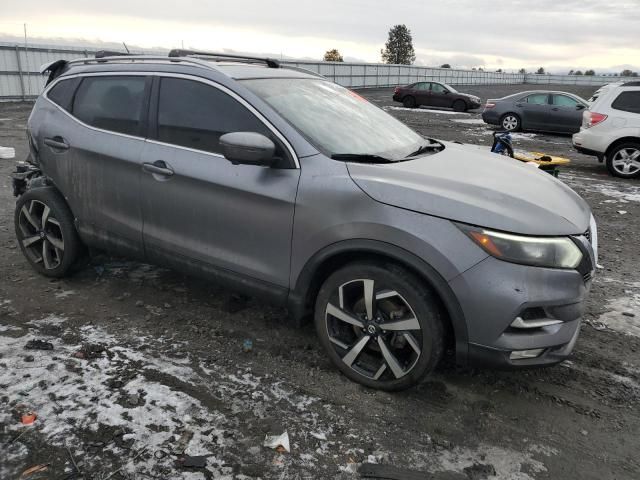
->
[219,132,276,166]
[576,104,586,110]
[443,90,450,94]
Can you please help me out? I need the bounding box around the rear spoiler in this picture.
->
[40,59,69,86]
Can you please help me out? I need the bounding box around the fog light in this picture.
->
[510,348,545,360]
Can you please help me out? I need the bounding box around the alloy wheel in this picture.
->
[612,148,640,176]
[17,199,65,270]
[502,115,519,131]
[324,279,422,381]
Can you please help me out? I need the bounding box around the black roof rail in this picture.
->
[622,81,640,87]
[95,50,133,59]
[168,49,280,68]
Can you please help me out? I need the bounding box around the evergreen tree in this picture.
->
[381,25,416,65]
[323,49,344,62]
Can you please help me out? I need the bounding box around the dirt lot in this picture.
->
[1,84,639,480]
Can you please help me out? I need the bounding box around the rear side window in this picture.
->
[552,94,579,107]
[526,93,549,105]
[73,76,147,136]
[611,91,640,114]
[46,78,81,112]
[414,83,429,90]
[157,77,280,156]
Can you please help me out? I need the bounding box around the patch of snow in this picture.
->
[451,118,486,124]
[0,324,22,333]
[26,315,67,327]
[510,133,539,141]
[54,290,76,299]
[384,106,470,115]
[597,293,640,338]
[563,172,640,203]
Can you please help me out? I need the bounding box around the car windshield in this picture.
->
[441,83,458,93]
[241,78,429,161]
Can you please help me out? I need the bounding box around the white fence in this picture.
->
[0,43,636,100]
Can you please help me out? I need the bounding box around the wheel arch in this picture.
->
[287,239,469,363]
[604,136,640,159]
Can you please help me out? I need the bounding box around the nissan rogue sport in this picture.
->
[12,51,597,391]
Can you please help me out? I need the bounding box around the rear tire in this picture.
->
[500,113,521,132]
[314,262,445,391]
[402,96,417,108]
[453,100,467,112]
[14,187,83,278]
[606,142,640,178]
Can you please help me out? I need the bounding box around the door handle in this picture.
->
[552,107,559,111]
[143,161,174,177]
[44,136,69,150]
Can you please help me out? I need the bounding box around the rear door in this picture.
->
[39,74,150,257]
[139,75,300,288]
[519,93,552,130]
[550,94,585,133]
[412,82,431,105]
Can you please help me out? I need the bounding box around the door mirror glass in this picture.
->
[220,132,276,166]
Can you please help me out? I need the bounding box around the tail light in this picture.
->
[484,103,496,109]
[394,87,400,94]
[582,111,608,128]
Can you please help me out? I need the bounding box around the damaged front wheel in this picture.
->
[14,187,83,277]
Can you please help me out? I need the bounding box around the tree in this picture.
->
[621,69,637,77]
[323,49,344,62]
[574,70,583,76]
[381,24,416,65]
[440,63,451,68]
[536,67,545,74]
[585,69,596,76]
[568,69,574,75]
[495,68,503,73]
[518,68,526,74]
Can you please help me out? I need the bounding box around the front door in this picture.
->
[140,76,300,288]
[429,82,451,108]
[549,94,585,133]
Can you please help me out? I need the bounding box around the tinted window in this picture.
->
[46,78,81,112]
[157,77,278,156]
[552,94,579,107]
[612,91,640,114]
[73,76,147,136]
[414,83,429,90]
[430,83,446,93]
[526,93,549,105]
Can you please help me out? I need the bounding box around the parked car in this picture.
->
[573,81,640,178]
[587,81,624,103]
[14,51,596,391]
[482,91,588,134]
[392,81,481,112]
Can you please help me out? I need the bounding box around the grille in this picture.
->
[583,271,593,283]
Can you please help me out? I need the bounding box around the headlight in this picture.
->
[459,225,583,269]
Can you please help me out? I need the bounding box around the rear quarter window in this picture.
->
[46,77,81,112]
[611,91,640,114]
[72,76,148,136]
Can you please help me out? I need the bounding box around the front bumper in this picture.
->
[449,254,592,369]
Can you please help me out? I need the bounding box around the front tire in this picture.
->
[500,113,521,132]
[402,96,417,108]
[14,187,83,278]
[453,100,467,112]
[314,262,445,391]
[606,142,640,178]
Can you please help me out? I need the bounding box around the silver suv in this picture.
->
[13,51,597,390]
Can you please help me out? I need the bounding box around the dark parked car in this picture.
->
[393,81,482,112]
[482,91,588,133]
[14,51,596,391]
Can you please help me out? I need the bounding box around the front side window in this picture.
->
[73,76,147,136]
[552,94,580,107]
[611,91,640,114]
[430,83,446,93]
[526,93,549,105]
[242,78,425,161]
[157,77,281,157]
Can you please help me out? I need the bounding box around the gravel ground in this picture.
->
[1,84,639,480]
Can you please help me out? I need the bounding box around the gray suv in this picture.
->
[13,51,597,391]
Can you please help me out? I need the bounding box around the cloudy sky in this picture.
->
[1,0,639,73]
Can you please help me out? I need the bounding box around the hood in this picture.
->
[347,142,591,236]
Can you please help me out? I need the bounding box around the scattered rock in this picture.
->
[622,312,635,318]
[463,462,497,480]
[25,339,54,351]
[24,355,35,362]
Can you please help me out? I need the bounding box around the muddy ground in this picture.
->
[1,84,639,480]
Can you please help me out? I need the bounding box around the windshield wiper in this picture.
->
[404,140,444,158]
[331,153,395,164]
